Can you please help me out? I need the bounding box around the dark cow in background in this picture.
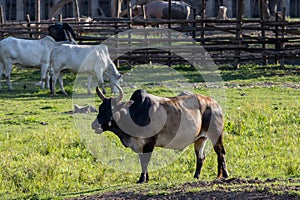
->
[92,85,229,183]
[133,0,192,20]
[48,22,77,43]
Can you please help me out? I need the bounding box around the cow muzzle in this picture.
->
[91,119,103,134]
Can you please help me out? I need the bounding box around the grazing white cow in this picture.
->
[50,44,122,95]
[0,36,71,90]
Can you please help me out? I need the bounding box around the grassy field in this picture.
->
[0,64,299,199]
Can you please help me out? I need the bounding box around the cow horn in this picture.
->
[114,84,124,103]
[96,86,107,100]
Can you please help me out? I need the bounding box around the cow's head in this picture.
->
[92,84,166,138]
[92,84,125,134]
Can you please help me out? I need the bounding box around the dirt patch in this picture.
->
[67,178,300,200]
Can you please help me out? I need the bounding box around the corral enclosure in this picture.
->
[1,15,300,68]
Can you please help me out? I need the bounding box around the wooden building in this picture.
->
[0,0,119,21]
[0,0,299,22]
[204,0,300,18]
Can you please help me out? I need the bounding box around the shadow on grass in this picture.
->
[0,68,76,99]
[219,64,300,82]
[0,87,74,100]
[64,178,300,200]
[173,64,300,83]
[1,64,299,99]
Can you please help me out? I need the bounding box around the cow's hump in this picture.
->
[129,89,152,126]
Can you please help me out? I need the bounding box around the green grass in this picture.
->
[0,64,299,199]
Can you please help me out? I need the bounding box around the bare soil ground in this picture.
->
[68,178,300,200]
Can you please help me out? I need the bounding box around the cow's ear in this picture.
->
[125,100,134,107]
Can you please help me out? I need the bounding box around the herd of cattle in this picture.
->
[0,22,229,183]
[0,23,122,95]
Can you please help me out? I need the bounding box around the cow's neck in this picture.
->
[109,121,132,148]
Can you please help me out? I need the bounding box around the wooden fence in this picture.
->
[1,16,300,68]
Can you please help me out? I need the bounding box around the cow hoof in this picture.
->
[137,173,149,184]
[193,174,199,179]
[223,170,229,178]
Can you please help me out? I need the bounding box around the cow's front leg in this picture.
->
[96,72,106,94]
[45,71,50,89]
[40,64,48,89]
[6,74,12,90]
[4,64,13,90]
[87,75,92,95]
[137,152,152,183]
[193,137,207,179]
[137,143,154,183]
[0,65,3,90]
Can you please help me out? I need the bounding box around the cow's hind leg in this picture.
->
[0,64,3,89]
[95,71,106,94]
[40,64,49,89]
[137,143,154,183]
[58,73,67,95]
[87,75,92,95]
[213,134,229,179]
[4,64,13,90]
[193,136,207,179]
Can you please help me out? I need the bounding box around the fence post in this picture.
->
[0,6,4,39]
[192,8,196,39]
[168,0,172,28]
[128,0,132,20]
[168,0,172,66]
[259,0,267,65]
[279,7,286,68]
[36,0,41,38]
[74,0,80,22]
[126,0,133,68]
[0,6,3,24]
[117,0,122,18]
[36,0,41,22]
[26,14,33,39]
[275,12,279,65]
[200,0,206,45]
[234,0,244,69]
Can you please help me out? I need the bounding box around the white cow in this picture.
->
[50,44,122,95]
[0,36,71,90]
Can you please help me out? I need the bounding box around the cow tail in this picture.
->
[49,51,54,93]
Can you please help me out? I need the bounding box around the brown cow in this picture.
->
[92,85,229,183]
